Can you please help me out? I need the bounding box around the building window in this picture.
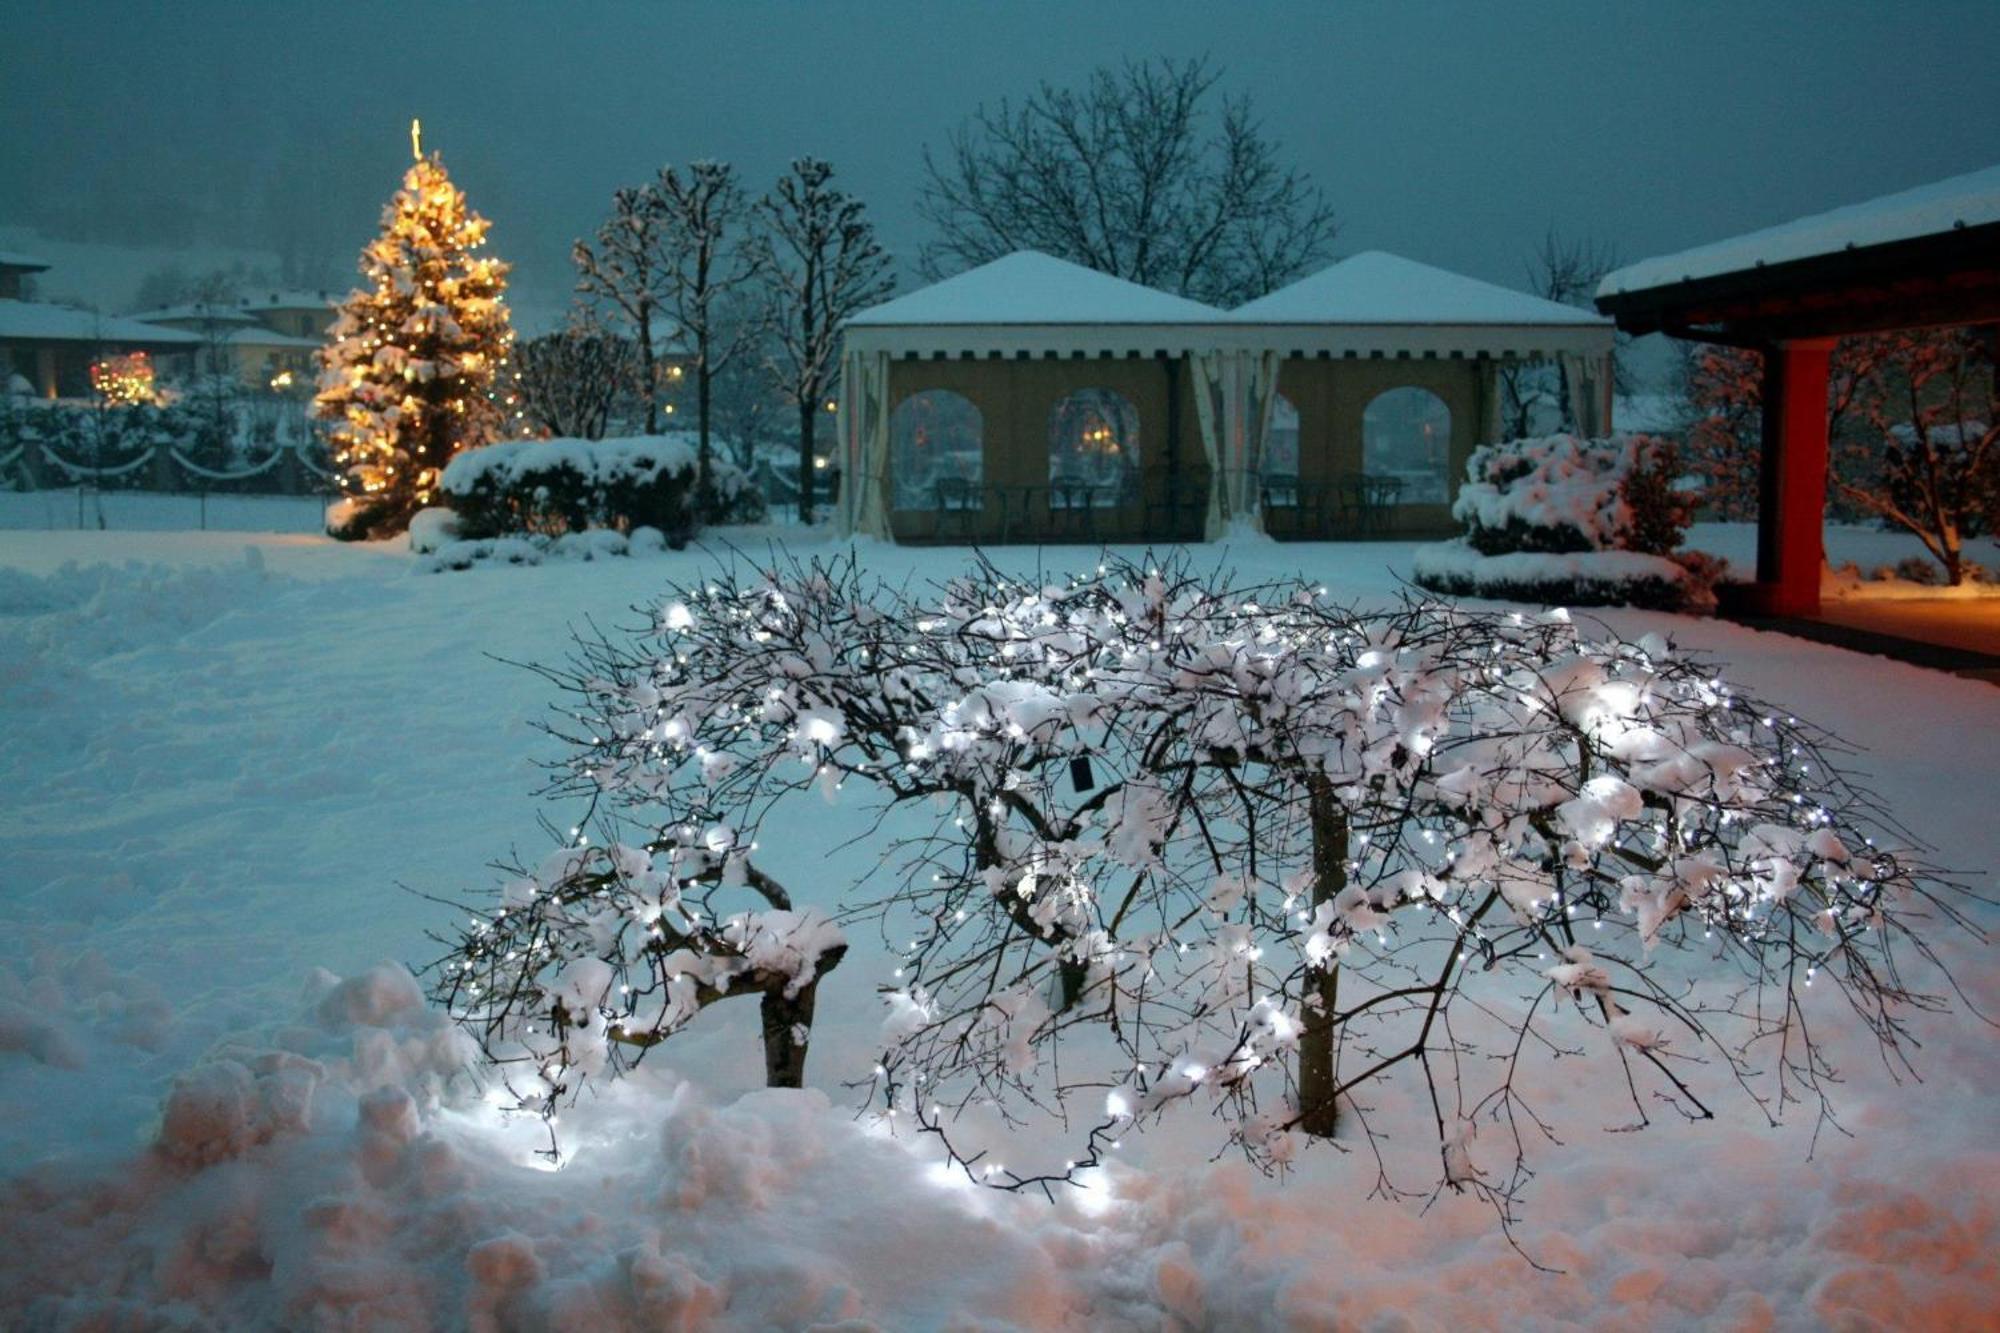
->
[1048,388,1139,507]
[1362,387,1452,504]
[891,390,984,510]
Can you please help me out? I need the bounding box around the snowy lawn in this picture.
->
[1,522,1994,1330]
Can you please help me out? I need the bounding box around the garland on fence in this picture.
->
[168,446,291,481]
[39,445,159,479]
[27,439,334,484]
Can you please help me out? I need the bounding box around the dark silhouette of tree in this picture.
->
[918,57,1337,307]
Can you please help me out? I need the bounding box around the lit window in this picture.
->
[1048,388,1139,507]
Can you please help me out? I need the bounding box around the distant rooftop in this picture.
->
[127,302,260,326]
[1229,251,1612,327]
[1599,163,2000,298]
[236,289,337,313]
[0,251,52,273]
[0,300,203,345]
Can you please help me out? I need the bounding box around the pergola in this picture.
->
[1597,163,2000,616]
[837,250,1616,543]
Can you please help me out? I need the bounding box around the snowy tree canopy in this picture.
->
[437,552,1977,1227]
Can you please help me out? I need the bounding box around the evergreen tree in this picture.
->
[315,123,515,539]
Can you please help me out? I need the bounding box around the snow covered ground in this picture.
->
[1,518,1995,1329]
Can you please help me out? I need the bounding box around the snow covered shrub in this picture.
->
[1456,433,1690,556]
[438,435,700,546]
[1417,433,1712,611]
[438,551,1974,1228]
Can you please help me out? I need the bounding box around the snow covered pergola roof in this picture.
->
[844,251,1225,357]
[0,300,203,347]
[1221,252,1614,359]
[1600,165,2000,297]
[1596,163,2000,343]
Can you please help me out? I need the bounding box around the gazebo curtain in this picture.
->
[1191,351,1227,540]
[1193,349,1284,536]
[1238,350,1283,530]
[837,348,892,538]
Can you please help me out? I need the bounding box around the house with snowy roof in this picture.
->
[126,298,324,393]
[0,252,201,400]
[834,249,1614,544]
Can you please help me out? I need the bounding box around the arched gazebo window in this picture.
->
[1048,388,1139,507]
[1262,393,1301,477]
[890,390,984,510]
[1362,387,1451,504]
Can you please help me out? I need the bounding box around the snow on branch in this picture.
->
[434,550,1981,1230]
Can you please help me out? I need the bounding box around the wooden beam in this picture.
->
[1744,341,1833,617]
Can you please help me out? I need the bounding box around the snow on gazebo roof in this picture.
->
[1228,251,1610,327]
[1598,163,2000,298]
[0,251,51,273]
[0,300,203,345]
[848,251,1221,327]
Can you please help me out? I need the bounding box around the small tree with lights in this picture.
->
[436,552,1978,1239]
[315,121,516,539]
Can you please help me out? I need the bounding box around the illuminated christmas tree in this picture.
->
[315,121,515,539]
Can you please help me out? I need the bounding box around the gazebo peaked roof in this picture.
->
[849,251,1220,327]
[1232,251,1611,327]
[1595,163,2000,343]
[1219,251,1613,360]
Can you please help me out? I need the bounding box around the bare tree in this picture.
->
[1834,328,1999,584]
[759,158,895,523]
[918,57,1337,307]
[1500,229,1628,438]
[573,187,672,434]
[654,161,768,503]
[511,322,638,441]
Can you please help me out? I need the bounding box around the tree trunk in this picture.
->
[798,395,818,524]
[638,309,658,435]
[1058,956,1089,1012]
[697,358,713,504]
[1298,774,1346,1138]
[760,980,820,1089]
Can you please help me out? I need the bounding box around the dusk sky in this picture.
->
[4,1,1998,331]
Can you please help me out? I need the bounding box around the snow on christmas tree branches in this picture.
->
[314,137,517,540]
[432,551,1979,1230]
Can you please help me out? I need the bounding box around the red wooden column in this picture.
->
[1751,339,1834,617]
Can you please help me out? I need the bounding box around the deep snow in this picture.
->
[0,518,1995,1330]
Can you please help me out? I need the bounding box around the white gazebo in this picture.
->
[837,249,1617,543]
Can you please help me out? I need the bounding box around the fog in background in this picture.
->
[4,0,1998,357]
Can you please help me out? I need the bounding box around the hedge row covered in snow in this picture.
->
[1418,433,1715,610]
[438,436,704,544]
[1412,541,1706,612]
